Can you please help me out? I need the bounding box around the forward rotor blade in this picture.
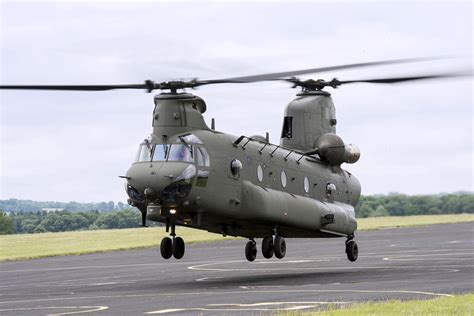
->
[0,83,149,91]
[335,72,472,85]
[196,57,444,85]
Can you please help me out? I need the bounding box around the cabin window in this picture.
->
[257,164,264,182]
[230,159,243,177]
[326,183,337,196]
[281,171,287,188]
[304,177,310,193]
[281,116,293,138]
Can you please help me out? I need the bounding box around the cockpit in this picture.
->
[134,134,210,166]
[126,134,210,206]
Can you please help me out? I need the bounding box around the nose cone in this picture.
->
[125,162,196,205]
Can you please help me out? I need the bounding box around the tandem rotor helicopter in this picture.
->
[1,58,470,262]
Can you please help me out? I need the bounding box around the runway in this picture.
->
[1,222,473,315]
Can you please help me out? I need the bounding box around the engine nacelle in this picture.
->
[313,133,360,165]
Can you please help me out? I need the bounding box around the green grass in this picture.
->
[304,293,474,316]
[357,213,474,230]
[0,226,229,261]
[1,213,472,261]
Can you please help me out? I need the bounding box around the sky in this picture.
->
[0,0,472,203]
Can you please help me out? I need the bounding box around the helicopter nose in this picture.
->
[125,162,196,204]
[157,163,196,204]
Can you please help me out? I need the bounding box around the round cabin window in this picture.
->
[304,177,310,193]
[326,183,337,196]
[257,164,264,182]
[230,159,242,177]
[281,171,287,188]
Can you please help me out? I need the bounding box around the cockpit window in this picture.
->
[180,134,203,144]
[196,146,210,167]
[136,144,152,162]
[134,135,208,164]
[152,144,170,161]
[168,144,194,162]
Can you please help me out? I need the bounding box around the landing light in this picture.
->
[170,209,177,215]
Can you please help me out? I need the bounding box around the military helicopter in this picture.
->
[1,58,470,262]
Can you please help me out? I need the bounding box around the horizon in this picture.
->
[1,190,473,205]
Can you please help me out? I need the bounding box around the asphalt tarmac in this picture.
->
[1,222,473,315]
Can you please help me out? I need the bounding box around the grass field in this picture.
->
[1,213,473,261]
[305,293,474,316]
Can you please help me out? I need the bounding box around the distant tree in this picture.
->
[357,204,374,218]
[0,210,15,234]
[33,224,48,233]
[370,205,390,217]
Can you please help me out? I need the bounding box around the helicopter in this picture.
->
[1,58,470,262]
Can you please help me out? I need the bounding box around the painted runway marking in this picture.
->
[0,306,108,315]
[0,288,452,307]
[145,301,352,314]
[383,252,473,261]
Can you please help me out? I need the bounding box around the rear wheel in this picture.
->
[245,240,257,262]
[274,236,286,259]
[172,237,185,259]
[346,240,358,262]
[262,237,274,259]
[160,237,172,259]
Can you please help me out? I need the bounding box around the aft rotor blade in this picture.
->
[196,57,444,85]
[335,72,472,85]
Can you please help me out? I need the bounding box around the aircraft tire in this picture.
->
[172,236,185,259]
[160,237,172,259]
[345,240,358,262]
[245,241,257,262]
[274,236,286,259]
[262,237,274,259]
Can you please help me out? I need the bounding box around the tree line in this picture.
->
[0,209,160,235]
[0,199,130,213]
[0,193,472,235]
[355,193,473,218]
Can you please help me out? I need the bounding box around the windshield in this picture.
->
[134,134,208,163]
[168,144,194,162]
[152,144,170,161]
[136,144,152,162]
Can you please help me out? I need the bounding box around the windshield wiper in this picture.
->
[178,136,193,156]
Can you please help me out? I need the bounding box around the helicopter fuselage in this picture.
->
[125,129,360,239]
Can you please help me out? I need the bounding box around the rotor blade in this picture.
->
[0,83,149,91]
[196,57,445,85]
[336,72,472,85]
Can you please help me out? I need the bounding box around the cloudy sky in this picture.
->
[1,1,472,203]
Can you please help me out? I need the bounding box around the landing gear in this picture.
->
[345,236,358,262]
[273,236,286,259]
[262,236,274,259]
[247,235,287,261]
[160,237,172,259]
[245,239,257,262]
[172,236,185,259]
[160,224,185,260]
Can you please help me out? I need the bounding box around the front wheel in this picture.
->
[172,237,185,259]
[160,237,172,259]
